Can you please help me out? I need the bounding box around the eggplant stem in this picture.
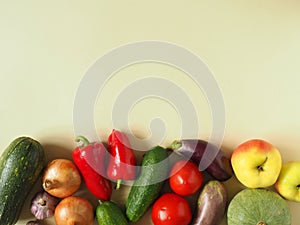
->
[75,136,90,148]
[170,140,182,151]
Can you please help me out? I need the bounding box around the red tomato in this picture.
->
[169,160,203,196]
[151,193,192,225]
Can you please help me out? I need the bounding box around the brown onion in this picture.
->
[54,196,94,225]
[42,159,81,198]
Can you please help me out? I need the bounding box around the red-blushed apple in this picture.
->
[275,161,300,202]
[231,139,282,188]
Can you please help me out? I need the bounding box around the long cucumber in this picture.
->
[125,145,169,222]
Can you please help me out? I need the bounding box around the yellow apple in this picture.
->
[231,139,282,188]
[275,161,300,202]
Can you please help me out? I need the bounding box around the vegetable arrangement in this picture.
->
[0,131,298,225]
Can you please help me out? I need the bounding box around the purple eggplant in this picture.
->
[170,139,233,181]
[191,180,228,225]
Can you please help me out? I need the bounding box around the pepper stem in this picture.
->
[170,140,182,151]
[75,136,90,148]
[115,179,122,190]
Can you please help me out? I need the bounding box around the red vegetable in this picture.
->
[152,193,192,225]
[169,160,204,196]
[72,136,112,200]
[106,129,137,189]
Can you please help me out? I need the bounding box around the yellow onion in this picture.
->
[42,159,81,198]
[54,196,94,225]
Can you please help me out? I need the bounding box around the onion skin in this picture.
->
[42,159,81,198]
[54,196,94,225]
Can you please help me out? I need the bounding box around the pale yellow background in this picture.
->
[1,1,300,225]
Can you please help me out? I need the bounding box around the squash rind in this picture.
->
[227,188,291,225]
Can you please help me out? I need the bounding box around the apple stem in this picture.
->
[257,157,268,172]
[257,222,266,225]
[257,165,264,171]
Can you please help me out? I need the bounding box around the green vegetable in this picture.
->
[0,137,45,225]
[96,201,128,225]
[227,188,291,225]
[125,145,169,222]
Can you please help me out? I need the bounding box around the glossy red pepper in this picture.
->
[107,129,137,189]
[72,136,112,200]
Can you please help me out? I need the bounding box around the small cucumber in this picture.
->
[125,146,169,222]
[96,200,128,225]
[0,137,45,225]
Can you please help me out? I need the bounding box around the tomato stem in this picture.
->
[75,136,90,148]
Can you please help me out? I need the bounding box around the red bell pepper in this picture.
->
[72,136,112,200]
[107,129,137,189]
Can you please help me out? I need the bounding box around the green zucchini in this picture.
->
[0,137,45,225]
[96,201,128,225]
[125,145,169,222]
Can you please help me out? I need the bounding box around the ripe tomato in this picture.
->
[169,160,203,196]
[151,193,192,225]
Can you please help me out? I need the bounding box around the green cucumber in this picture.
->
[0,137,45,225]
[96,201,128,225]
[125,145,169,222]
